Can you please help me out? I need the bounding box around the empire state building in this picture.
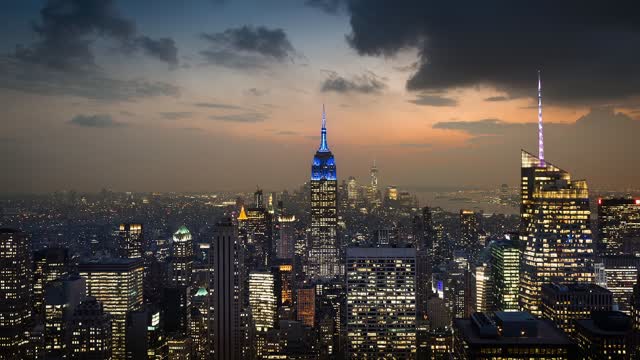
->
[309,105,339,279]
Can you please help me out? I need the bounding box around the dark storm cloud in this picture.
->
[408,94,457,107]
[160,112,193,120]
[321,71,386,94]
[136,37,179,68]
[484,96,510,102]
[194,102,246,110]
[69,114,125,128]
[305,0,346,14]
[2,0,181,101]
[13,0,179,70]
[200,26,297,69]
[344,0,640,104]
[0,58,180,101]
[210,113,268,123]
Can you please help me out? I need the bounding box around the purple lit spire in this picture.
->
[319,104,329,152]
[538,70,545,167]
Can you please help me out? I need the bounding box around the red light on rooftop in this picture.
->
[635,199,640,205]
[598,198,602,205]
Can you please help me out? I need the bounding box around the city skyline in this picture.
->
[2,1,640,193]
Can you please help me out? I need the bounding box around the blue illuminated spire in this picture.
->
[318,104,329,152]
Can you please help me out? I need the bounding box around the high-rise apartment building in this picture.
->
[78,257,144,360]
[346,247,416,359]
[309,106,339,279]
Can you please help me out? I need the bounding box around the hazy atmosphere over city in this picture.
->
[3,0,640,193]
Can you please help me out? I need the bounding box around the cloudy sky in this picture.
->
[2,0,640,193]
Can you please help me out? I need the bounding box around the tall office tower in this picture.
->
[243,205,272,269]
[347,176,358,204]
[0,228,32,357]
[249,272,277,332]
[574,311,634,359]
[249,271,277,357]
[432,223,448,269]
[472,262,492,313]
[172,225,194,287]
[520,73,593,315]
[271,262,294,319]
[117,223,144,259]
[453,312,575,359]
[44,275,86,358]
[385,185,399,203]
[69,297,112,360]
[78,258,144,360]
[541,283,613,337]
[209,218,243,360]
[296,288,315,327]
[126,306,166,359]
[599,255,639,313]
[490,239,520,311]
[416,207,435,319]
[309,106,339,279]
[276,215,296,260]
[254,188,264,209]
[367,160,380,206]
[520,150,593,314]
[346,248,417,359]
[164,286,191,334]
[459,210,479,253]
[33,247,70,318]
[598,198,640,255]
[189,305,208,360]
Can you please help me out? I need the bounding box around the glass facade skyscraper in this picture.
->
[520,150,594,315]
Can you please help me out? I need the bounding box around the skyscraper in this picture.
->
[172,225,193,287]
[368,160,380,206]
[309,105,339,279]
[346,247,416,359]
[78,258,144,360]
[33,247,70,319]
[69,297,113,360]
[597,198,640,255]
[117,223,144,259]
[275,214,296,260]
[0,228,32,357]
[209,218,243,360]
[459,210,479,255]
[347,176,358,204]
[44,275,86,358]
[520,71,593,315]
[490,239,520,312]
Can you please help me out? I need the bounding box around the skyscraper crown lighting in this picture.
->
[311,105,336,181]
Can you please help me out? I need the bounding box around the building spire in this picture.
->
[319,104,329,151]
[538,70,545,167]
